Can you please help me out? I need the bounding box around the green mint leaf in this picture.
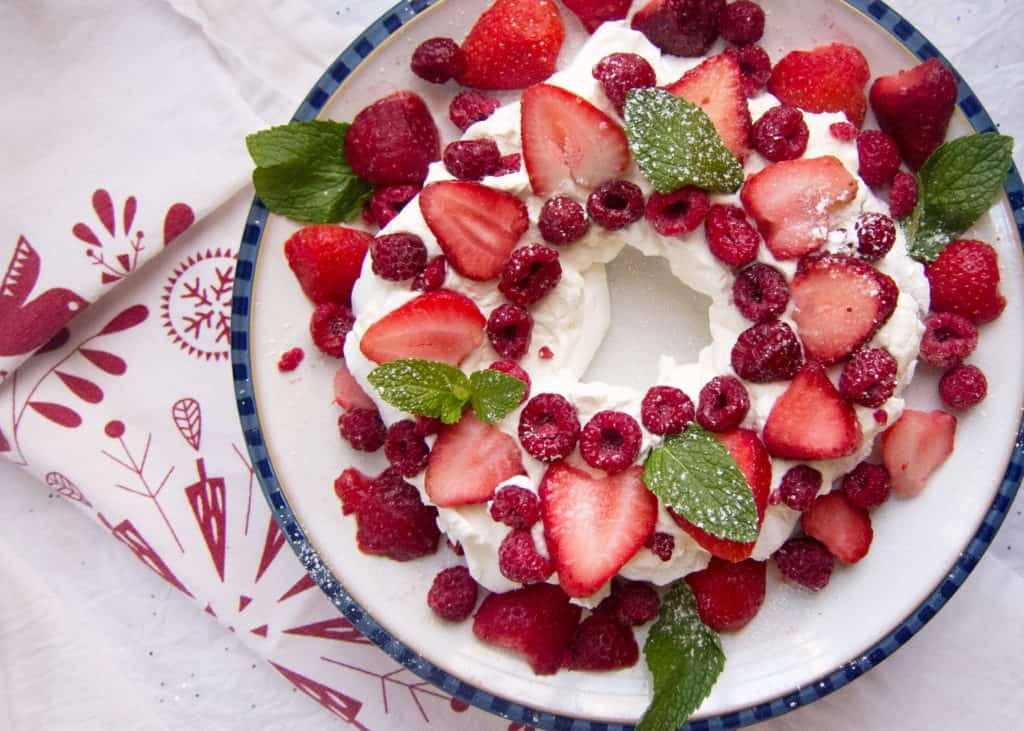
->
[624,88,744,194]
[637,582,724,731]
[907,132,1014,261]
[642,425,758,543]
[367,359,471,425]
[246,120,373,223]
[468,370,527,425]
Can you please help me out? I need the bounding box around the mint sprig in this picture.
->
[624,88,744,194]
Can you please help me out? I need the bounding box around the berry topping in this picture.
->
[561,0,632,33]
[411,37,465,84]
[518,393,581,461]
[277,347,303,372]
[370,232,428,281]
[334,363,374,411]
[718,1,764,44]
[498,153,522,174]
[829,121,859,141]
[685,557,766,632]
[888,171,918,219]
[854,212,897,261]
[499,529,554,584]
[366,184,420,229]
[751,105,809,162]
[384,419,431,477]
[645,531,675,561]
[778,464,822,512]
[284,224,372,306]
[856,130,901,187]
[842,461,892,510]
[489,360,532,402]
[487,303,534,360]
[580,410,643,474]
[767,43,871,126]
[838,347,898,408]
[443,139,503,181]
[666,53,752,161]
[415,416,444,436]
[926,239,1007,324]
[425,412,526,507]
[338,408,387,452]
[539,346,555,359]
[490,485,541,529]
[334,467,372,516]
[939,364,988,410]
[349,468,441,560]
[428,566,479,621]
[732,263,789,322]
[539,197,590,245]
[449,91,501,132]
[499,245,562,307]
[592,52,658,115]
[723,44,771,97]
[645,186,710,237]
[696,375,750,433]
[920,312,978,368]
[773,537,834,591]
[412,255,447,292]
[587,180,645,230]
[641,385,695,436]
[346,91,440,186]
[360,290,485,366]
[598,580,662,626]
[632,0,725,58]
[730,320,804,383]
[310,302,355,358]
[801,492,872,564]
[562,614,639,671]
[882,409,957,496]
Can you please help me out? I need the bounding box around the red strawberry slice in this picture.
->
[790,253,899,364]
[767,43,871,127]
[881,409,957,497]
[540,463,658,597]
[801,491,872,564]
[521,84,631,197]
[333,363,375,411]
[561,0,631,33]
[926,239,1007,324]
[670,428,771,562]
[283,224,372,306]
[345,91,440,186]
[739,156,858,260]
[359,289,485,366]
[419,181,529,281]
[457,0,565,90]
[685,557,766,632]
[763,362,862,460]
[665,54,752,162]
[424,412,525,507]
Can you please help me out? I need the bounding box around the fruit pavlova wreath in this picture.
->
[249,1,1014,727]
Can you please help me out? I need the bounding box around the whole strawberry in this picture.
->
[345,91,440,186]
[926,239,1006,323]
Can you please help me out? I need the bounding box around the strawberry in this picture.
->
[419,181,529,281]
[333,363,374,411]
[345,91,440,186]
[424,412,525,507]
[561,0,631,33]
[926,239,1007,324]
[869,58,958,170]
[472,583,582,675]
[539,463,658,597]
[763,362,862,460]
[359,289,485,366]
[767,43,871,127]
[881,409,957,497]
[520,84,631,197]
[790,253,899,364]
[685,557,766,632]
[457,0,565,90]
[665,54,752,162]
[283,224,372,306]
[739,156,858,260]
[561,613,639,670]
[801,491,872,564]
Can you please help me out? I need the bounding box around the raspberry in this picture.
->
[539,346,555,360]
[365,184,419,228]
[518,393,581,462]
[718,0,765,45]
[829,121,859,141]
[842,461,892,510]
[499,529,553,584]
[277,347,304,372]
[592,52,657,115]
[579,410,643,474]
[412,255,446,292]
[854,212,896,261]
[686,557,766,631]
[587,180,644,230]
[443,139,503,181]
[773,536,834,591]
[498,245,562,307]
[838,347,898,408]
[561,614,639,671]
[696,375,750,432]
[919,312,978,368]
[384,419,430,477]
[370,233,427,281]
[449,91,501,132]
[410,37,465,84]
[645,531,675,561]
[926,239,1006,324]
[730,320,804,383]
[538,197,590,245]
[346,91,439,186]
[873,409,888,426]
[415,416,443,436]
[310,302,355,358]
[889,171,918,218]
[751,106,808,162]
[636,0,725,57]
[489,360,532,402]
[338,408,386,452]
[448,539,465,556]
[498,153,522,175]
[353,468,440,560]
[486,304,533,360]
[723,44,771,97]
[600,581,661,626]
[939,364,988,410]
[644,186,709,237]
[778,464,823,512]
[489,485,541,529]
[857,130,901,187]
[427,566,479,621]
[732,263,789,322]
[641,385,695,435]
[334,467,371,516]
[705,204,761,267]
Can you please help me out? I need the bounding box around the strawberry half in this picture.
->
[560,0,631,33]
[419,181,529,281]
[740,156,858,260]
[881,409,957,497]
[283,224,372,306]
[345,91,440,186]
[333,363,374,411]
[801,492,872,564]
[540,463,658,597]
[665,54,752,162]
[424,412,525,507]
[790,253,899,364]
[359,289,485,366]
[521,84,631,197]
[767,43,871,127]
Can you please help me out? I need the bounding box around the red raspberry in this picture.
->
[888,171,918,218]
[365,184,419,228]
[592,52,657,115]
[448,539,465,556]
[489,360,532,402]
[486,304,533,360]
[384,419,430,477]
[723,44,771,97]
[829,121,859,141]
[489,485,541,529]
[926,239,1007,324]
[696,375,750,432]
[415,415,443,436]
[641,385,695,435]
[730,320,804,383]
[334,467,371,516]
[498,153,522,175]
[412,255,447,292]
[645,531,675,561]
[499,529,553,584]
[449,91,500,132]
[498,245,562,307]
[842,461,892,510]
[410,37,465,84]
[635,0,725,57]
[427,566,479,621]
[338,408,386,452]
[773,536,834,591]
[705,204,761,267]
[857,130,901,187]
[587,180,645,230]
[919,312,978,368]
[644,186,709,237]
[718,0,765,45]
[873,409,888,426]
[539,346,555,360]
[838,347,898,408]
[518,393,581,462]
[685,557,766,631]
[751,106,808,162]
[939,364,988,410]
[597,581,661,626]
[310,302,355,358]
[538,197,590,245]
[561,614,639,671]
[353,468,440,560]
[854,212,896,261]
[443,139,503,181]
[277,347,304,372]
[579,410,643,474]
[371,233,427,281]
[778,464,823,512]
[346,91,439,186]
[732,263,789,322]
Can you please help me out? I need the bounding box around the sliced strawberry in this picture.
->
[881,409,957,497]
[540,463,658,597]
[739,156,858,259]
[665,54,752,162]
[425,412,525,507]
[419,181,529,281]
[763,362,862,460]
[359,289,485,366]
[801,492,872,564]
[521,84,631,197]
[457,0,565,90]
[345,91,440,186]
[767,43,871,127]
[283,224,372,306]
[561,0,631,32]
[685,557,766,632]
[790,253,899,364]
[333,363,375,411]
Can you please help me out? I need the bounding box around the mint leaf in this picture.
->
[907,132,1014,261]
[642,425,758,542]
[246,120,373,223]
[468,370,526,425]
[624,88,744,194]
[637,582,724,731]
[367,359,471,425]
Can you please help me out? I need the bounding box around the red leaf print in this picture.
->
[278,574,316,602]
[0,425,10,453]
[98,514,194,597]
[116,253,131,270]
[45,471,93,507]
[93,189,116,236]
[283,617,370,644]
[255,516,285,583]
[270,664,367,729]
[163,203,195,246]
[171,398,201,450]
[99,304,148,335]
[28,401,81,428]
[56,371,104,403]
[250,624,269,637]
[123,196,137,235]
[80,348,127,375]
[72,223,102,247]
[184,458,226,581]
